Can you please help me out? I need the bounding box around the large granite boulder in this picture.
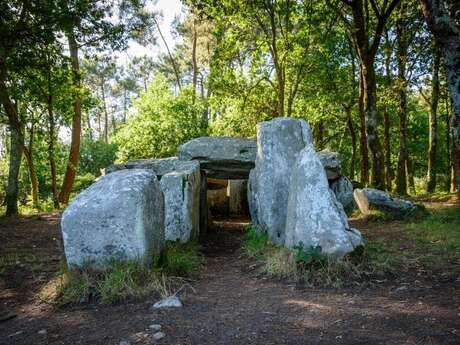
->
[318,150,341,180]
[250,117,313,245]
[61,169,164,268]
[330,176,355,212]
[353,188,416,217]
[102,158,201,243]
[178,137,256,179]
[285,146,363,258]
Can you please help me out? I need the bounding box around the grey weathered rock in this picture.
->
[61,169,164,267]
[228,179,248,215]
[104,158,201,243]
[149,324,162,331]
[318,150,341,180]
[153,296,183,309]
[330,176,355,212]
[159,161,201,243]
[353,188,415,216]
[247,169,259,227]
[250,117,313,245]
[152,332,166,341]
[285,145,363,258]
[178,136,256,179]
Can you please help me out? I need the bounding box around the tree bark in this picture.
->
[59,29,82,204]
[383,108,392,190]
[420,0,460,196]
[346,109,357,180]
[358,67,369,185]
[153,17,182,91]
[191,18,198,103]
[23,124,38,207]
[395,10,409,195]
[362,61,386,189]
[426,43,441,192]
[0,57,24,216]
[101,79,109,143]
[47,91,59,209]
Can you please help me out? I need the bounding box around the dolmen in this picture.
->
[61,117,367,267]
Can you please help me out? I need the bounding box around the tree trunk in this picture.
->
[420,0,460,196]
[445,94,452,192]
[362,61,386,189]
[358,67,369,185]
[0,58,24,216]
[427,43,441,192]
[59,29,82,204]
[406,155,416,195]
[191,19,198,103]
[383,108,392,190]
[23,124,38,207]
[101,79,109,143]
[47,93,59,209]
[153,17,182,91]
[395,15,409,195]
[346,110,357,180]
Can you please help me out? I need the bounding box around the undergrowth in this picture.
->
[242,226,397,288]
[404,205,460,271]
[47,241,203,306]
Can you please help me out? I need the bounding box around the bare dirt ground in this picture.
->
[1,208,459,345]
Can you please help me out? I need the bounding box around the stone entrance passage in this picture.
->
[178,136,255,233]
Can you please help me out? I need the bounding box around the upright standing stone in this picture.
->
[61,169,164,267]
[160,163,201,243]
[228,179,248,215]
[250,117,313,245]
[285,146,363,258]
[103,158,202,243]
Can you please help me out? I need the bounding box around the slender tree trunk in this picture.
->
[358,67,369,185]
[314,121,324,151]
[191,19,198,103]
[445,94,452,192]
[23,124,38,207]
[153,17,182,91]
[383,108,392,190]
[427,43,441,192]
[0,58,23,216]
[406,156,416,194]
[346,109,357,180]
[395,16,409,195]
[59,29,82,204]
[101,80,108,143]
[362,61,385,189]
[47,93,59,209]
[383,37,393,190]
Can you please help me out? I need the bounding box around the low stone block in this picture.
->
[61,169,164,267]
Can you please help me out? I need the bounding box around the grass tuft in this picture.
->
[242,226,397,288]
[52,241,203,306]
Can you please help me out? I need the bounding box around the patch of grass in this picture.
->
[405,205,460,271]
[241,226,397,288]
[241,226,274,259]
[52,242,203,306]
[160,241,204,277]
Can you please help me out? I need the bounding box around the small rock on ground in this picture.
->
[38,329,47,335]
[153,296,183,309]
[149,324,162,331]
[152,331,166,341]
